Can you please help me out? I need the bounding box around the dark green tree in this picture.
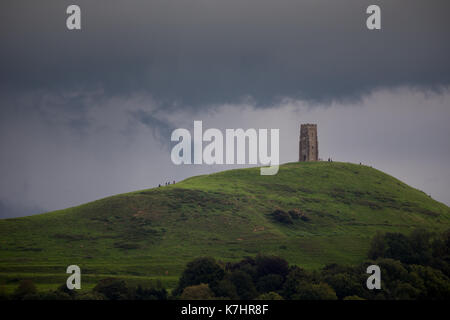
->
[93,278,130,300]
[227,270,258,300]
[173,257,224,296]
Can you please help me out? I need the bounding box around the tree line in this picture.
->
[1,228,449,300]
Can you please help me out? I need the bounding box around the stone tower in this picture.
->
[299,124,318,161]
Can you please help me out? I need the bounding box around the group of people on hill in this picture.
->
[327,158,367,167]
[158,180,175,187]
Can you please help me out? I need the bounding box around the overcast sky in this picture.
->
[0,0,449,218]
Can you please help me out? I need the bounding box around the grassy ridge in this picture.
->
[0,162,449,292]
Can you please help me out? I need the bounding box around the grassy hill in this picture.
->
[0,162,449,293]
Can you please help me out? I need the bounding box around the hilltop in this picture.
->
[0,162,449,292]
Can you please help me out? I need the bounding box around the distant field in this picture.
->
[1,162,449,293]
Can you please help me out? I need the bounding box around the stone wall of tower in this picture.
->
[299,124,318,161]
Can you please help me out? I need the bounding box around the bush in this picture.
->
[13,280,37,300]
[288,209,302,220]
[93,278,131,300]
[56,283,78,298]
[282,267,313,299]
[270,209,293,224]
[291,282,338,300]
[288,209,310,222]
[180,283,215,300]
[300,214,311,222]
[255,255,289,278]
[135,285,167,300]
[321,272,362,300]
[392,283,420,300]
[173,257,224,296]
[227,271,258,300]
[409,265,450,299]
[257,274,284,293]
[368,230,435,265]
[212,279,238,299]
[256,292,284,300]
[225,257,257,279]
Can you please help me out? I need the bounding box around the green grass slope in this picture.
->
[0,162,449,292]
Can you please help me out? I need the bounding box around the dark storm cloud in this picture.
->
[1,0,449,107]
[1,1,450,218]
[131,110,175,145]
